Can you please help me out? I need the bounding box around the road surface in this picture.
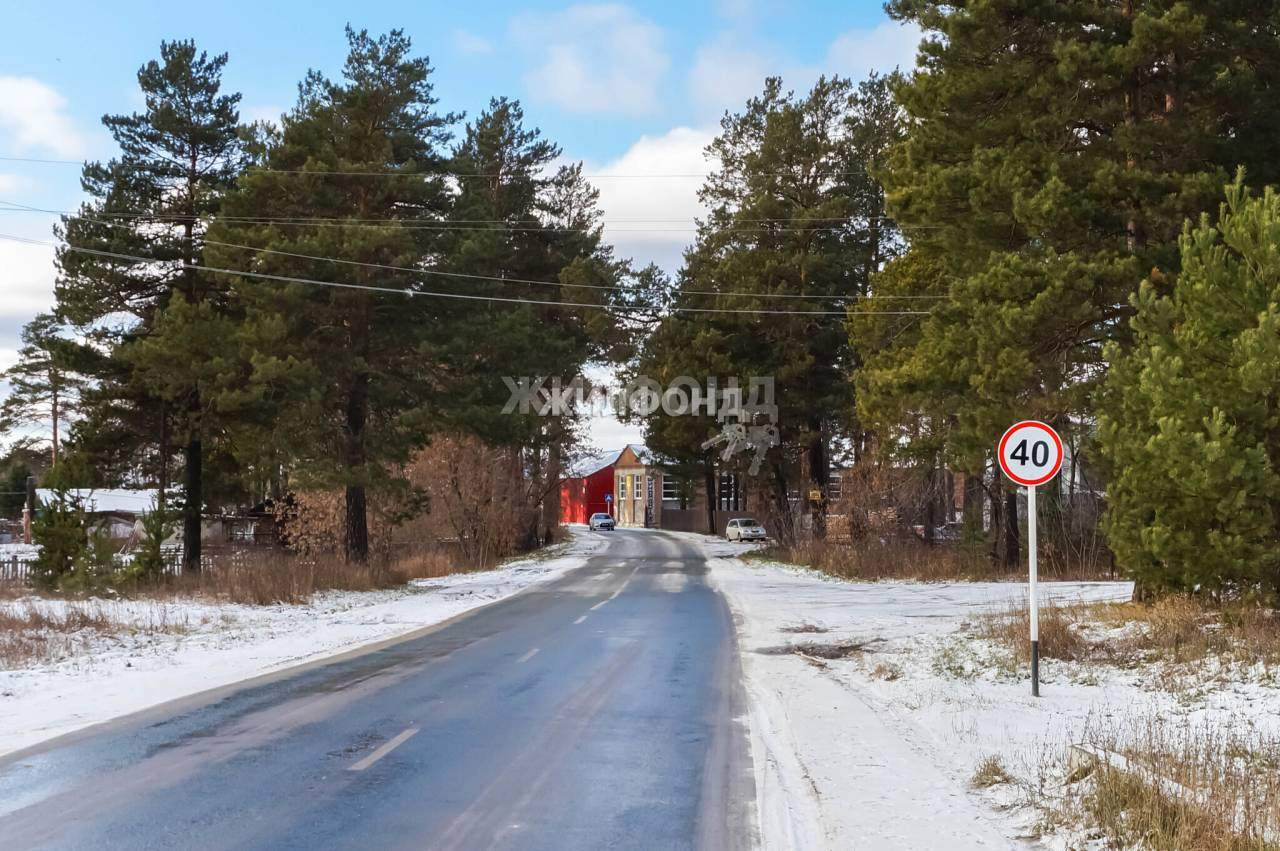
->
[0,529,756,850]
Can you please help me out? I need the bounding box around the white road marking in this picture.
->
[347,727,419,772]
[516,648,539,664]
[574,615,588,624]
[586,564,642,614]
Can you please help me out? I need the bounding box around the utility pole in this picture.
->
[22,475,35,544]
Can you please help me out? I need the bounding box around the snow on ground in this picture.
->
[686,534,1280,850]
[0,529,605,757]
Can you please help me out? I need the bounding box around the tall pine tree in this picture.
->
[208,28,457,561]
[859,0,1280,478]
[670,75,902,541]
[56,40,244,569]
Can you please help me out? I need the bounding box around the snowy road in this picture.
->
[0,530,755,850]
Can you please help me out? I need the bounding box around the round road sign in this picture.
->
[998,420,1063,487]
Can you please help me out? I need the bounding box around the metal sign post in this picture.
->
[997,420,1063,698]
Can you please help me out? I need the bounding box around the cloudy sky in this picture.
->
[0,0,920,449]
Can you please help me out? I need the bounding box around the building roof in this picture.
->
[35,489,159,515]
[565,444,653,478]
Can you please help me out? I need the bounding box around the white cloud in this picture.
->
[582,125,716,273]
[688,37,774,121]
[0,349,17,372]
[0,77,88,159]
[826,21,924,81]
[514,4,669,117]
[453,29,493,55]
[241,104,285,126]
[0,173,38,195]
[0,240,57,319]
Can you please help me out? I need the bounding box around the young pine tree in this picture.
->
[1098,180,1280,599]
[0,313,85,466]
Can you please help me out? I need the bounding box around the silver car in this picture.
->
[726,518,766,541]
[589,512,615,531]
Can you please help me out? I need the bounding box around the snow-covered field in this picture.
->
[688,535,1280,850]
[0,531,604,757]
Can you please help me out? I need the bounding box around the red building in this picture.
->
[559,448,623,524]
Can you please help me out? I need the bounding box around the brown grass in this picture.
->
[870,661,903,681]
[977,596,1280,670]
[0,600,185,668]
[751,537,1112,583]
[972,755,1013,788]
[976,600,1090,663]
[149,548,469,606]
[1066,720,1280,850]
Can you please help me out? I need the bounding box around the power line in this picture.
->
[0,202,947,301]
[0,233,933,317]
[0,155,879,179]
[0,205,903,234]
[0,201,944,232]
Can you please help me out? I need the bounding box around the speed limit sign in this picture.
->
[998,420,1063,486]
[997,419,1062,699]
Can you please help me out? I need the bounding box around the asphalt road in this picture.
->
[0,529,756,850]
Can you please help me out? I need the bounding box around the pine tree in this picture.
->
[208,28,458,562]
[862,0,1280,473]
[1098,179,1280,598]
[0,313,85,466]
[671,74,903,541]
[56,40,244,570]
[428,97,634,545]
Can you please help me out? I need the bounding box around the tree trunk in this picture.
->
[1003,488,1020,568]
[924,463,937,546]
[158,401,169,510]
[542,434,563,543]
[772,459,794,545]
[51,389,59,466]
[962,471,983,532]
[182,437,202,572]
[702,452,717,535]
[344,364,371,562]
[807,425,828,540]
[345,484,369,562]
[180,160,203,573]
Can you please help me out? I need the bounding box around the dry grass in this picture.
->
[0,600,187,668]
[972,755,1013,788]
[976,600,1090,663]
[870,661,904,681]
[138,547,469,606]
[1062,720,1280,850]
[752,537,1111,583]
[976,596,1280,670]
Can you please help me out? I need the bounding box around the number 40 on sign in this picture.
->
[997,420,1063,698]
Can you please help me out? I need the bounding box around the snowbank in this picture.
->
[675,532,1210,848]
[0,531,604,757]
[695,534,1280,848]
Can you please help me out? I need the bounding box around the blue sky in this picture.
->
[0,0,920,448]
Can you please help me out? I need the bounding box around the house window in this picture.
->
[828,473,842,501]
[633,474,642,499]
[618,476,627,500]
[662,475,679,501]
[718,473,741,511]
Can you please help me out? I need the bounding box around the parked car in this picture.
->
[725,518,766,542]
[589,513,615,531]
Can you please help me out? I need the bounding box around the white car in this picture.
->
[725,518,766,541]
[589,513,615,531]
